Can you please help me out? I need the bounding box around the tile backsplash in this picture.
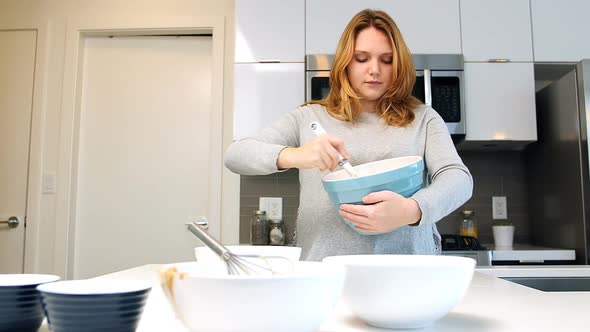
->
[239,168,300,244]
[238,151,530,246]
[437,151,530,245]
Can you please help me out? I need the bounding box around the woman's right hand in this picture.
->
[277,135,351,171]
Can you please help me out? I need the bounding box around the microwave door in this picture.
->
[306,71,330,102]
[412,70,426,103]
[424,69,432,106]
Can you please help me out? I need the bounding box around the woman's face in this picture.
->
[346,26,393,111]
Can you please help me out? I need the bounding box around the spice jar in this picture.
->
[269,218,285,246]
[459,210,478,238]
[250,210,269,245]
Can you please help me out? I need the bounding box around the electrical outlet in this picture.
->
[492,196,508,220]
[259,197,283,220]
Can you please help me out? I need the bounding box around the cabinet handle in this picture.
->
[488,59,511,63]
[257,60,281,63]
[0,216,20,228]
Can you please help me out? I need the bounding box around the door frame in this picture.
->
[56,15,226,279]
[0,19,49,274]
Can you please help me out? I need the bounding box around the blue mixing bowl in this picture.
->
[322,156,424,235]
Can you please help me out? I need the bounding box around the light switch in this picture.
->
[42,172,57,194]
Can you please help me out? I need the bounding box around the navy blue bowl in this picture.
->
[0,274,60,332]
[322,156,424,235]
[41,291,149,305]
[45,321,139,332]
[41,298,147,312]
[37,279,151,332]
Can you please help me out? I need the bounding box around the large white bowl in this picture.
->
[160,261,344,332]
[322,255,475,329]
[194,245,302,274]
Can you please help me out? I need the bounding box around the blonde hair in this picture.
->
[308,9,421,127]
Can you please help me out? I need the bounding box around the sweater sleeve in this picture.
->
[410,110,473,225]
[224,108,302,175]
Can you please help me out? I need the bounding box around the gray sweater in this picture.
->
[224,103,473,261]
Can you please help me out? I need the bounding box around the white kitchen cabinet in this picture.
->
[233,63,304,140]
[531,0,590,62]
[306,0,461,55]
[463,63,536,144]
[460,0,533,62]
[235,0,304,62]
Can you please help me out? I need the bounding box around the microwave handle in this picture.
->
[424,69,432,106]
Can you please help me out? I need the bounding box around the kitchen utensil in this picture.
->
[309,121,359,177]
[37,279,151,332]
[186,219,292,275]
[194,245,301,275]
[0,274,60,332]
[321,156,424,235]
[160,261,345,332]
[323,254,475,329]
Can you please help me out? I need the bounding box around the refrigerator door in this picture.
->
[578,59,590,263]
[528,65,588,264]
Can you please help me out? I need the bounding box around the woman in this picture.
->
[224,9,472,261]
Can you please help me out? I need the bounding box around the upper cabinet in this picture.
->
[460,0,533,62]
[233,63,305,140]
[462,63,536,145]
[235,0,304,62]
[306,0,461,55]
[531,0,590,62]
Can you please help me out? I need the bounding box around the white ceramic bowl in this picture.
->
[160,261,344,332]
[194,245,302,274]
[322,255,475,329]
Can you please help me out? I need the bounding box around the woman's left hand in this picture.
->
[339,191,422,233]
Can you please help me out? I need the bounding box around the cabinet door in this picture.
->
[531,0,590,62]
[464,63,536,141]
[235,0,304,62]
[233,63,304,140]
[306,0,461,55]
[460,0,533,62]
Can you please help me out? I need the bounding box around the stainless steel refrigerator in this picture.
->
[527,60,590,264]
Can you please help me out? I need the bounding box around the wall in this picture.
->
[239,151,531,246]
[0,0,238,275]
[239,169,299,244]
[437,151,530,245]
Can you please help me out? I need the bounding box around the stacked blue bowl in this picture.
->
[0,274,60,332]
[37,280,151,332]
[322,156,425,235]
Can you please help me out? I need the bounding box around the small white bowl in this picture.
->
[194,245,301,274]
[322,255,475,329]
[160,261,344,332]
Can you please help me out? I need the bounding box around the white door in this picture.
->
[73,35,214,279]
[0,30,36,273]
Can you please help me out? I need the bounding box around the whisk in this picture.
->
[186,219,292,276]
[310,121,359,177]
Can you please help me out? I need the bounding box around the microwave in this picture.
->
[306,54,466,142]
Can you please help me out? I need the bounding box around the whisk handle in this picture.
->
[186,221,228,258]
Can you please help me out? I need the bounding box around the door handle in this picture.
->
[0,216,20,228]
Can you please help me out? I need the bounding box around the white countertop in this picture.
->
[39,264,590,332]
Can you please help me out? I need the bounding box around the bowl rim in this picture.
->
[322,254,476,268]
[0,274,60,287]
[162,261,343,281]
[37,279,152,295]
[322,156,423,183]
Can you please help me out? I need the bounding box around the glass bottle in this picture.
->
[459,210,478,239]
[269,218,285,246]
[250,210,269,245]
